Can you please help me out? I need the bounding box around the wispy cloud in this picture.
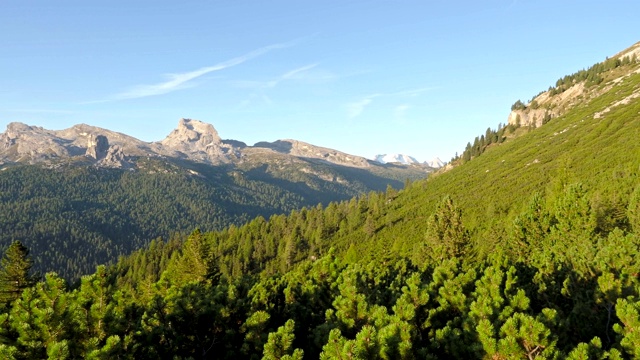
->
[346,87,435,119]
[105,41,295,101]
[233,63,335,110]
[346,94,379,119]
[232,63,323,89]
[393,104,410,123]
[390,87,435,97]
[280,63,319,81]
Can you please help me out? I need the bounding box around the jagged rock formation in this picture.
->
[0,122,80,163]
[86,134,109,160]
[85,134,129,168]
[159,118,237,163]
[0,118,432,181]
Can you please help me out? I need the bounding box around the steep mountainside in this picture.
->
[350,42,640,260]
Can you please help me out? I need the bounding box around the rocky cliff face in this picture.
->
[0,122,80,163]
[0,118,430,176]
[86,134,110,160]
[507,108,554,128]
[85,134,130,168]
[0,122,139,167]
[159,118,237,163]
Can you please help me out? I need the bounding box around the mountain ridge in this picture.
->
[0,118,397,172]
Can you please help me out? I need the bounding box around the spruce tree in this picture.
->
[0,241,36,306]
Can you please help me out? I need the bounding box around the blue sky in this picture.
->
[1,1,638,162]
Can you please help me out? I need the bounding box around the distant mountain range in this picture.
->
[373,153,444,168]
[0,118,433,279]
[0,118,373,169]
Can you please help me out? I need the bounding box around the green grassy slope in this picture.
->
[323,63,640,262]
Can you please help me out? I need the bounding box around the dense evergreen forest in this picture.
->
[1,47,640,358]
[0,157,417,280]
[1,184,640,358]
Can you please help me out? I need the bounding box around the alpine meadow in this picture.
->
[2,9,640,360]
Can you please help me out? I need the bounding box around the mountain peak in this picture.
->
[373,154,419,165]
[159,118,232,163]
[162,118,222,145]
[425,157,444,168]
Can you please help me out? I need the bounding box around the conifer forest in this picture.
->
[2,34,640,360]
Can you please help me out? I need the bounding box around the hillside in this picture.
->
[173,41,640,277]
[1,42,640,358]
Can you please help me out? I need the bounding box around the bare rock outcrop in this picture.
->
[84,134,130,168]
[97,145,129,168]
[507,108,553,128]
[159,118,236,163]
[0,122,77,162]
[86,134,110,160]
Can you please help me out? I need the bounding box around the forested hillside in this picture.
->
[0,156,423,280]
[1,44,640,358]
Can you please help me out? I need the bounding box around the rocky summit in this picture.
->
[0,118,430,173]
[159,118,237,164]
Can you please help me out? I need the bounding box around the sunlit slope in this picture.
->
[340,69,640,259]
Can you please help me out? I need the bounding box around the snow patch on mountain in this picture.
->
[373,154,445,168]
[373,154,419,165]
[425,157,445,168]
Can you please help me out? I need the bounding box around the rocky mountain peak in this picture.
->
[425,157,445,168]
[161,118,222,146]
[158,118,233,164]
[6,122,36,133]
[507,42,640,129]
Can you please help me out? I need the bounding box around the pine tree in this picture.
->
[550,183,598,276]
[628,186,640,234]
[512,193,551,260]
[0,241,37,306]
[162,229,219,285]
[263,319,304,360]
[424,196,469,262]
